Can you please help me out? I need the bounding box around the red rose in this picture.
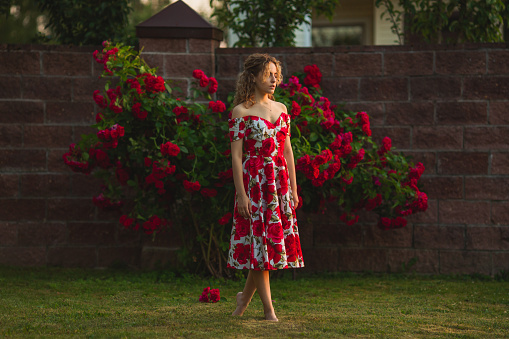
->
[183,179,201,192]
[264,162,275,182]
[291,101,301,116]
[160,141,180,157]
[251,183,261,203]
[218,212,232,225]
[233,243,250,265]
[193,69,205,79]
[234,213,250,239]
[285,234,297,262]
[261,138,276,157]
[201,188,218,198]
[199,76,209,87]
[119,215,134,228]
[253,219,264,236]
[210,288,220,303]
[93,90,107,108]
[208,77,218,93]
[115,167,129,185]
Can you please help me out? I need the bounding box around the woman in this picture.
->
[228,53,304,321]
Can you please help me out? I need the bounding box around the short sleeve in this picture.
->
[228,117,246,143]
[286,113,291,138]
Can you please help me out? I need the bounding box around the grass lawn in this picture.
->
[0,266,508,338]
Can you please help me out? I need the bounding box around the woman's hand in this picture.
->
[292,195,299,208]
[236,193,252,219]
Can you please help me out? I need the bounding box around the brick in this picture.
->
[338,248,386,272]
[491,201,509,225]
[96,208,123,223]
[491,151,509,171]
[138,38,187,53]
[0,149,46,172]
[360,77,407,101]
[216,54,241,78]
[419,176,463,199]
[97,247,141,268]
[189,39,219,53]
[141,247,179,269]
[0,222,18,245]
[0,51,40,75]
[117,227,142,246]
[46,102,95,124]
[286,53,334,77]
[0,101,44,123]
[437,152,489,175]
[164,54,213,77]
[464,126,509,150]
[384,52,433,76]
[488,50,509,74]
[341,103,384,125]
[48,148,69,173]
[334,53,382,77]
[47,247,96,267]
[43,52,91,76]
[401,151,437,175]
[439,200,490,225]
[0,76,21,98]
[0,174,19,197]
[68,222,116,245]
[414,225,465,249]
[436,102,487,125]
[47,198,94,221]
[73,77,108,102]
[493,252,509,275]
[0,124,22,147]
[410,77,461,101]
[466,226,509,250]
[313,223,362,247]
[436,51,486,75]
[489,101,509,125]
[371,126,411,149]
[141,227,183,248]
[0,247,46,266]
[296,217,313,249]
[321,78,359,102]
[407,198,438,223]
[413,126,463,150]
[0,198,46,221]
[22,76,71,101]
[74,126,97,142]
[20,174,70,197]
[71,174,104,197]
[386,249,439,274]
[465,177,509,200]
[23,125,73,148]
[386,102,434,125]
[17,222,66,246]
[363,223,412,248]
[215,78,236,104]
[440,250,491,275]
[463,77,509,100]
[140,53,164,74]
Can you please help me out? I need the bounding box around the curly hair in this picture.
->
[233,53,283,108]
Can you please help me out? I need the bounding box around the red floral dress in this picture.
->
[227,112,305,270]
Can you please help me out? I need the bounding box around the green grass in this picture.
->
[0,267,508,338]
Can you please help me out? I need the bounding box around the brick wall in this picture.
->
[1,41,508,275]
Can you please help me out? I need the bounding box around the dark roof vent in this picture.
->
[136,0,223,41]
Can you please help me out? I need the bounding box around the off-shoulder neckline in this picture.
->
[229,112,285,126]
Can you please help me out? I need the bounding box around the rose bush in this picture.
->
[64,42,427,277]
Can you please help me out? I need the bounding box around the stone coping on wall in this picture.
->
[216,42,508,54]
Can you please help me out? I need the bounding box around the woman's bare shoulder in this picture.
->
[231,103,249,119]
[274,101,288,114]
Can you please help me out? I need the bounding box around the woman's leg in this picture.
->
[251,270,278,321]
[232,270,256,316]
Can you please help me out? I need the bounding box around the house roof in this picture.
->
[136,0,223,41]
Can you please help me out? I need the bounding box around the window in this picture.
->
[312,25,364,46]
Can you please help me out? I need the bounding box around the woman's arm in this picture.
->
[283,136,299,207]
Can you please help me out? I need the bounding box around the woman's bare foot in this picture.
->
[232,292,248,316]
[264,312,278,321]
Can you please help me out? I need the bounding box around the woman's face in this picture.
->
[254,62,278,95]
